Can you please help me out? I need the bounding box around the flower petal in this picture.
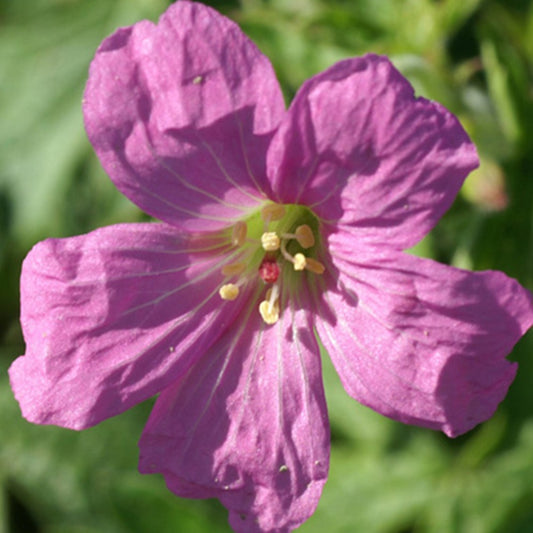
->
[83,1,285,231]
[9,223,247,429]
[139,294,329,532]
[267,54,477,249]
[316,239,533,437]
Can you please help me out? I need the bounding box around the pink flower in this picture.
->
[9,1,533,531]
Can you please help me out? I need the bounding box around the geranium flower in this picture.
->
[9,1,533,531]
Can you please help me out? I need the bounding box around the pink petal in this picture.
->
[9,223,247,430]
[316,237,533,437]
[267,54,478,249]
[83,1,285,231]
[139,294,329,532]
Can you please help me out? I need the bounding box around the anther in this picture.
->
[219,283,239,301]
[221,262,246,277]
[295,225,315,248]
[282,224,315,249]
[231,221,247,247]
[259,300,279,324]
[304,257,325,275]
[293,253,306,271]
[261,232,281,251]
[261,203,286,222]
[259,286,280,325]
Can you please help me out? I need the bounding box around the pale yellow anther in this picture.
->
[221,262,246,277]
[295,225,315,249]
[259,300,279,324]
[261,203,286,222]
[259,287,280,325]
[231,221,247,247]
[261,232,281,251]
[293,253,307,271]
[305,257,326,275]
[219,283,239,301]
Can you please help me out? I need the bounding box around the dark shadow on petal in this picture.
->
[98,27,134,53]
[136,91,152,124]
[163,106,275,200]
[109,105,276,229]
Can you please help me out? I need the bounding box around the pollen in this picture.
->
[261,232,281,251]
[231,221,247,247]
[293,253,307,271]
[219,283,239,301]
[261,203,286,222]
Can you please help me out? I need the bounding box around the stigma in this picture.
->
[259,258,280,283]
[217,203,325,325]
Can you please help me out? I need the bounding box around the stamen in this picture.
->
[261,203,286,222]
[280,239,304,270]
[280,239,325,274]
[261,232,281,251]
[259,286,280,325]
[293,253,306,271]
[231,221,247,247]
[281,224,315,249]
[219,283,239,301]
[280,239,293,263]
[267,285,279,312]
[221,262,246,277]
[259,300,279,324]
[304,257,325,275]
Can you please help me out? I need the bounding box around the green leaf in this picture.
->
[0,0,167,248]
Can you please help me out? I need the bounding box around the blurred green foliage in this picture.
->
[1,0,533,532]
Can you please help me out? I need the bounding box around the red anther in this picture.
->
[259,257,280,283]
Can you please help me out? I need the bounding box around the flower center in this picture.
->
[218,202,325,325]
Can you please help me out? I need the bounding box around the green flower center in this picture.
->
[218,202,324,325]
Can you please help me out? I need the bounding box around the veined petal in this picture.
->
[139,293,329,532]
[9,223,247,430]
[83,1,285,231]
[316,239,533,437]
[267,54,477,249]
